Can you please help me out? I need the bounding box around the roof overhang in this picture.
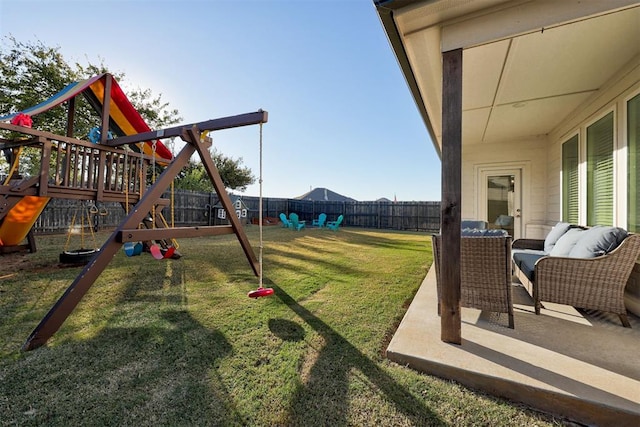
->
[374,0,640,157]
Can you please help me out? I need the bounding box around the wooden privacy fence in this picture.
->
[34,190,441,233]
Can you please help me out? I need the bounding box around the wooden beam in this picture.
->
[104,111,268,147]
[117,225,235,242]
[100,74,112,144]
[66,97,75,137]
[39,138,51,196]
[440,48,463,345]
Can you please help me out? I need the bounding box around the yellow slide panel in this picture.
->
[0,196,50,246]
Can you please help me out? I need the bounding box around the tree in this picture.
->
[0,37,182,136]
[0,36,182,177]
[175,147,255,193]
[0,36,255,190]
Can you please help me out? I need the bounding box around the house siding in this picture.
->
[548,58,640,227]
[547,58,640,316]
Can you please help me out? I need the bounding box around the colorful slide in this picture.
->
[0,73,174,247]
[0,196,50,246]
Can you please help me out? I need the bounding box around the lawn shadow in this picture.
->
[1,259,249,425]
[268,318,305,342]
[265,278,442,425]
[1,308,244,425]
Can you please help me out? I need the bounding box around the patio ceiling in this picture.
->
[381,0,640,152]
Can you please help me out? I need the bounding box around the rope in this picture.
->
[170,137,175,229]
[63,202,98,251]
[124,148,129,214]
[63,209,78,252]
[259,122,263,288]
[151,140,157,229]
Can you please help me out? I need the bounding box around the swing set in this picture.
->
[0,73,273,351]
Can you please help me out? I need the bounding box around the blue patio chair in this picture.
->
[312,213,327,227]
[326,214,344,231]
[279,213,293,228]
[289,213,305,231]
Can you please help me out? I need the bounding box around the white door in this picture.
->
[478,168,522,239]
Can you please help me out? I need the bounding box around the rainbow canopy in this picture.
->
[0,73,173,162]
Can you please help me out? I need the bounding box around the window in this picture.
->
[628,94,640,232]
[562,135,579,224]
[586,112,614,226]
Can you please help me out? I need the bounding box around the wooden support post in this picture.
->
[100,75,112,144]
[66,97,75,137]
[22,143,195,351]
[39,138,50,196]
[96,150,106,201]
[26,230,37,253]
[440,48,463,344]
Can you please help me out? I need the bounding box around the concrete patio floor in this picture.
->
[386,267,640,426]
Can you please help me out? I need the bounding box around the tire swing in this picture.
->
[248,122,274,299]
[60,201,100,265]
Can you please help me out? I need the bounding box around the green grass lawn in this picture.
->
[0,226,565,426]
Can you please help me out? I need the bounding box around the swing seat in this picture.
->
[134,242,143,255]
[59,248,98,265]
[248,287,274,298]
[123,242,143,257]
[149,244,164,260]
[162,246,176,259]
[124,242,135,256]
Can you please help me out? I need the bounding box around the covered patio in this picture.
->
[374,1,640,424]
[387,267,640,426]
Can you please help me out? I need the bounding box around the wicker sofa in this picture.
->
[512,223,640,327]
[432,230,514,328]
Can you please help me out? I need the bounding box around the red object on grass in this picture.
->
[248,287,274,298]
[162,246,176,259]
[10,113,32,128]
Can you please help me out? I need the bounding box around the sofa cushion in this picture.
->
[461,220,487,230]
[461,228,486,237]
[484,229,509,237]
[544,222,571,253]
[461,228,508,237]
[512,248,547,258]
[568,226,628,258]
[513,252,544,281]
[549,228,585,257]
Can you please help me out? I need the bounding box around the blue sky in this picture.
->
[0,0,441,201]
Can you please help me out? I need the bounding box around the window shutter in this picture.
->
[587,112,614,226]
[562,135,579,224]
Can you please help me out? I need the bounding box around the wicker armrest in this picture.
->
[532,234,640,325]
[512,238,544,250]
